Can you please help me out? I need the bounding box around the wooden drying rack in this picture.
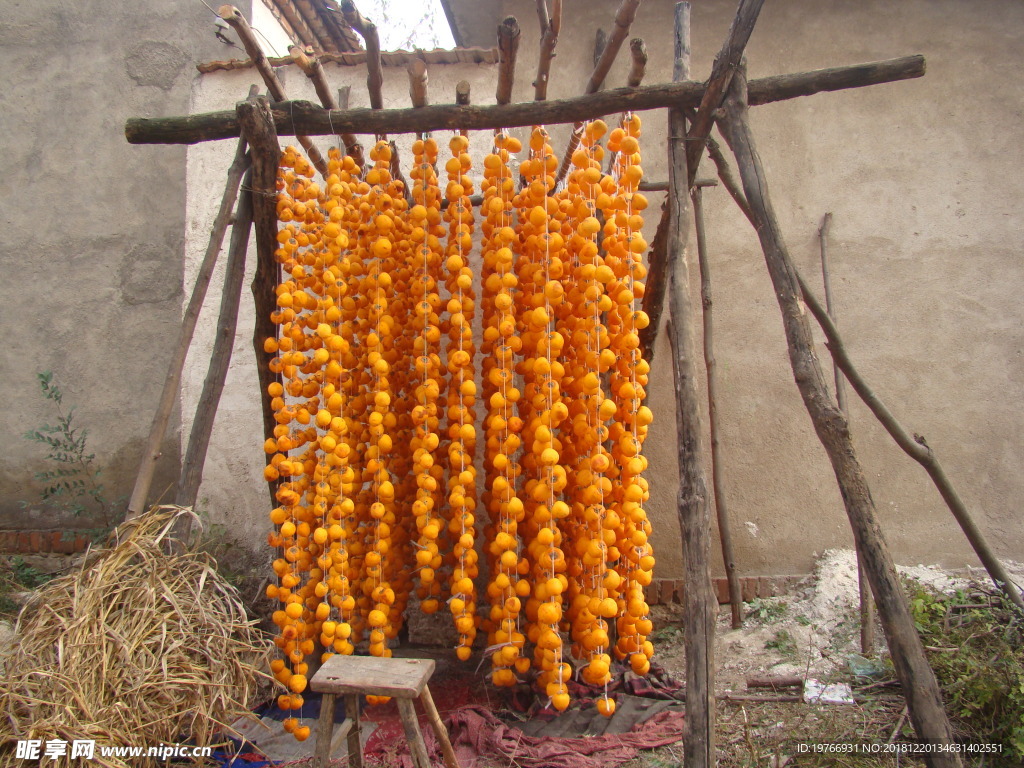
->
[123,1,1024,764]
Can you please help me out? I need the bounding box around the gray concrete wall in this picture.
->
[0,0,251,529]
[490,0,1024,579]
[185,0,1023,582]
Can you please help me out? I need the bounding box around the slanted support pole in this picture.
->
[289,44,363,168]
[666,4,716,766]
[238,96,282,508]
[176,172,254,510]
[796,273,1024,615]
[219,5,328,178]
[718,64,961,765]
[125,136,251,519]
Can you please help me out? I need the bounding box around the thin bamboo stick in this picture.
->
[692,186,743,628]
[817,213,876,653]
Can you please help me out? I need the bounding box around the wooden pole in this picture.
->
[340,1,384,112]
[126,55,927,145]
[692,186,743,629]
[665,5,716,766]
[456,80,471,138]
[816,213,875,653]
[718,65,961,764]
[408,58,429,142]
[640,0,764,364]
[554,0,643,186]
[533,0,561,102]
[218,5,328,178]
[684,0,764,186]
[288,44,364,168]
[796,272,1024,614]
[496,16,521,106]
[627,37,648,88]
[176,172,254,509]
[237,96,282,507]
[125,137,251,519]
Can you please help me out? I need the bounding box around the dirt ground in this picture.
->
[624,549,1024,767]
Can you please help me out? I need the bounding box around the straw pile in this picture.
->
[0,506,271,767]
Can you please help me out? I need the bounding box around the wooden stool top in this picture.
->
[310,655,436,699]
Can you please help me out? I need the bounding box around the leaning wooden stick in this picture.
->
[125,136,251,519]
[693,185,743,628]
[703,117,1024,617]
[408,58,429,141]
[554,0,643,186]
[176,170,254,509]
[340,0,384,111]
[666,5,717,767]
[796,271,1024,614]
[640,0,764,365]
[685,0,764,185]
[288,44,363,168]
[718,64,961,764]
[817,213,876,653]
[218,5,328,178]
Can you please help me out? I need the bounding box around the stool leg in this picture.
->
[419,687,460,768]
[314,693,336,768]
[397,698,431,768]
[345,694,363,768]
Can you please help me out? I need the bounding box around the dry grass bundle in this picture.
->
[0,506,271,767]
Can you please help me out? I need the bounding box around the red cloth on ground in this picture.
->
[418,704,685,768]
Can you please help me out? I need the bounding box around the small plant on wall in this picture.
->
[22,371,120,533]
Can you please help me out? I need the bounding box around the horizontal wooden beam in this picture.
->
[126,54,925,145]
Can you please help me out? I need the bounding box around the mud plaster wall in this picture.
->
[184,0,1024,581]
[0,0,253,530]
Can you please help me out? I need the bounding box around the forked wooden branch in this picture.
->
[456,80,471,137]
[718,64,962,765]
[496,16,521,105]
[126,55,926,144]
[554,0,643,186]
[218,5,328,177]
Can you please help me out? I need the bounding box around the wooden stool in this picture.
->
[310,655,460,768]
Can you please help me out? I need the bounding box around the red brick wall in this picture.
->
[0,530,93,556]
